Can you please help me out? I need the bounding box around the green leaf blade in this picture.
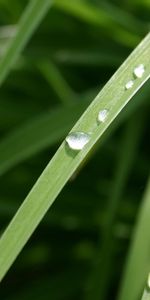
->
[0,32,150,281]
[0,0,53,86]
[118,177,150,300]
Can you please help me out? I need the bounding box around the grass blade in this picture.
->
[0,0,53,86]
[85,112,145,300]
[0,32,149,281]
[118,177,150,300]
[0,80,149,176]
[54,0,141,47]
[37,60,75,105]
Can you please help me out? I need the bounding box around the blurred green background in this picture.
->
[0,0,150,299]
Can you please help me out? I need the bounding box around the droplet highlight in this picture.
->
[98,109,108,123]
[147,273,150,289]
[125,80,134,90]
[133,64,145,78]
[66,132,90,151]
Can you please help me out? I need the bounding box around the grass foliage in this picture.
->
[0,0,150,299]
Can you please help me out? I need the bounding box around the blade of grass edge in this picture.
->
[37,60,76,106]
[0,0,53,86]
[85,111,146,300]
[118,176,150,300]
[0,32,149,281]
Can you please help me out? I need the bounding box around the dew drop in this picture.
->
[98,109,109,123]
[133,64,145,78]
[65,132,90,151]
[125,80,134,90]
[147,273,150,289]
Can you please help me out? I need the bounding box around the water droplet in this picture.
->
[66,132,90,151]
[133,64,145,78]
[147,273,150,289]
[125,80,134,90]
[98,109,108,123]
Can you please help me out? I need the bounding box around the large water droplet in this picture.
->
[125,80,134,90]
[133,64,145,78]
[98,109,108,123]
[66,132,90,151]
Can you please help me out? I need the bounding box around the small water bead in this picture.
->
[147,273,150,289]
[133,64,145,78]
[98,109,109,123]
[66,132,90,151]
[125,80,134,90]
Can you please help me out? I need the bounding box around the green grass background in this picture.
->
[0,0,150,299]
